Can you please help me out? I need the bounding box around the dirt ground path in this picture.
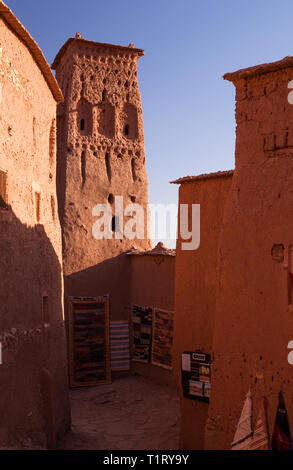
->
[59,374,180,450]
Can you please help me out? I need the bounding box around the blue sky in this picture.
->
[5,0,293,246]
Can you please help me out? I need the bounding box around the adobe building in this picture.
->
[204,57,293,450]
[52,35,151,325]
[0,1,70,449]
[127,242,176,386]
[172,55,293,450]
[171,171,233,449]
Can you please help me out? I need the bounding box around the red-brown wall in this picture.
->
[0,14,70,448]
[173,174,233,449]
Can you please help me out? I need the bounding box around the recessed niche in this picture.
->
[122,102,138,139]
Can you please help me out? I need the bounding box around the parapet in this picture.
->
[52,35,144,70]
[170,169,234,185]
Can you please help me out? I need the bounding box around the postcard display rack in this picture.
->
[181,351,212,401]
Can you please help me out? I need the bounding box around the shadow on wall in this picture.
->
[64,252,131,324]
[0,207,70,449]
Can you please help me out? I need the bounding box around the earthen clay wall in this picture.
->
[205,63,293,449]
[0,15,70,448]
[173,174,233,449]
[128,251,175,386]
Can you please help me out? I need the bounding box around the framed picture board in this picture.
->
[181,351,212,402]
[132,305,153,363]
[68,296,111,387]
[151,308,174,370]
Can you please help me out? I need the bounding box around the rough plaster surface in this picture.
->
[0,17,70,448]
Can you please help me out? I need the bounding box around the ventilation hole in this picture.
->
[80,119,85,131]
[108,193,114,205]
[124,124,129,136]
[131,158,137,182]
[130,195,136,203]
[105,153,111,182]
[81,151,86,186]
[117,153,122,159]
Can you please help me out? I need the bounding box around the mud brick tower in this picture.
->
[52,34,151,322]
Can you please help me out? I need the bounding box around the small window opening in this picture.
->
[102,89,106,101]
[80,119,85,131]
[124,124,129,136]
[0,170,8,209]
